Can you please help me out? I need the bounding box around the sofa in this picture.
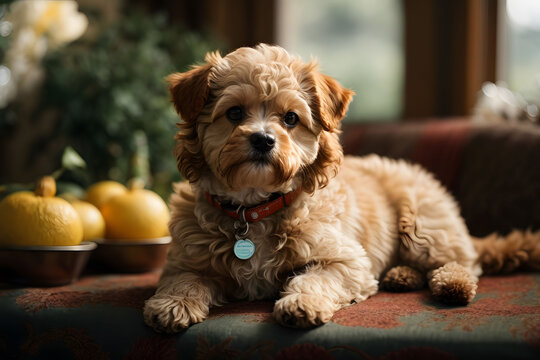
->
[1,118,539,359]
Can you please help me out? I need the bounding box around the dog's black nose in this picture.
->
[250,132,275,153]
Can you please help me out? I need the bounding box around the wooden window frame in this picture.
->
[402,0,499,119]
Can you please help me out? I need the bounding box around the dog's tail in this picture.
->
[472,229,540,275]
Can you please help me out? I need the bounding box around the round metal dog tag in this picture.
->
[234,239,255,260]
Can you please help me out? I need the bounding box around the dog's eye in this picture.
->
[226,106,244,122]
[283,112,299,127]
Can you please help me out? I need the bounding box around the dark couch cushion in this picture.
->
[341,118,540,236]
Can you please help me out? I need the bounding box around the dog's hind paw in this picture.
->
[273,293,335,329]
[428,262,478,305]
[143,294,209,333]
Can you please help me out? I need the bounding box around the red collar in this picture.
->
[205,187,303,223]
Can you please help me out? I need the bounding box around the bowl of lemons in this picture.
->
[0,177,97,286]
[85,179,171,273]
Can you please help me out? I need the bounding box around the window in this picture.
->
[505,0,540,104]
[277,0,403,122]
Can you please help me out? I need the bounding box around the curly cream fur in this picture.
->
[144,44,534,333]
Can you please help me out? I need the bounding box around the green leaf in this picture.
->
[62,146,86,170]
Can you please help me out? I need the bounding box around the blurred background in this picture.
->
[0,0,538,198]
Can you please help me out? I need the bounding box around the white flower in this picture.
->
[7,0,88,47]
[8,28,48,61]
[0,0,88,107]
[45,1,88,47]
[5,1,48,32]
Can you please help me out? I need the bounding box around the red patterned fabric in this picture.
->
[342,118,471,189]
[1,272,539,359]
[411,120,470,190]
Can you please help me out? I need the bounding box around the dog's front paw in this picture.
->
[143,294,209,333]
[273,293,335,329]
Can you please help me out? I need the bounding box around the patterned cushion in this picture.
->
[1,272,538,359]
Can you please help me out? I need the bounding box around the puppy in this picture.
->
[144,44,539,332]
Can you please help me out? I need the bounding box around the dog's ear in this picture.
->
[296,64,351,191]
[301,131,343,193]
[167,63,213,123]
[168,61,214,183]
[308,71,354,131]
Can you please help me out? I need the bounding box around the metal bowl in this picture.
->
[0,242,97,287]
[91,236,171,273]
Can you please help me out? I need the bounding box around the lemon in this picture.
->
[0,176,83,247]
[84,181,127,209]
[71,200,106,241]
[101,178,170,240]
